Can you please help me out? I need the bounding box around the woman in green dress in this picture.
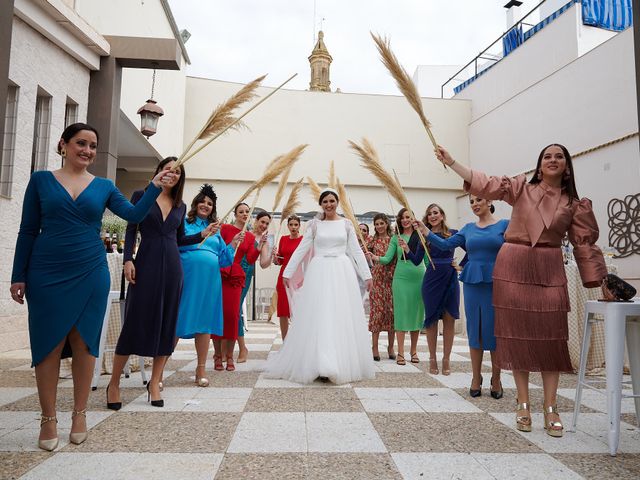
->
[368,208,428,365]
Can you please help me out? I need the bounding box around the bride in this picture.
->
[263,188,375,384]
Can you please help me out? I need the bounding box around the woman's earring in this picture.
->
[536,169,542,180]
[564,169,571,179]
[61,148,67,159]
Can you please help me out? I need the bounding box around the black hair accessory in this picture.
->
[200,183,217,203]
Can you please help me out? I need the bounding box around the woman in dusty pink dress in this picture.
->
[435,144,611,438]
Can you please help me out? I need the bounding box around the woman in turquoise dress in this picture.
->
[368,208,428,366]
[176,184,238,386]
[413,196,508,398]
[10,123,172,451]
[237,211,272,363]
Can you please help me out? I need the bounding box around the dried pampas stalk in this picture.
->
[179,73,299,166]
[276,177,304,245]
[218,144,308,226]
[271,163,295,213]
[336,178,368,253]
[350,137,433,267]
[328,160,337,189]
[306,176,322,201]
[175,74,266,169]
[370,33,444,169]
[242,189,262,234]
[392,168,433,268]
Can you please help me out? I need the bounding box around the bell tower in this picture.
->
[308,31,332,92]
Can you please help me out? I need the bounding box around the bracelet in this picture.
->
[448,159,456,167]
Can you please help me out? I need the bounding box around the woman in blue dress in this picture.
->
[407,204,460,376]
[107,157,216,410]
[176,184,240,386]
[413,196,508,398]
[237,211,272,363]
[10,123,173,451]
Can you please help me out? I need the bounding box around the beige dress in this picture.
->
[465,171,607,372]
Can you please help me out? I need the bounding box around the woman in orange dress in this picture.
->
[366,213,396,361]
[435,143,611,437]
[273,215,303,340]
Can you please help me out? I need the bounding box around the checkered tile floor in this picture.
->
[1,322,639,479]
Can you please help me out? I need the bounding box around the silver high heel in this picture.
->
[38,414,59,451]
[195,364,209,387]
[69,409,88,445]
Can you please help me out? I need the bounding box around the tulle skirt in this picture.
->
[263,255,375,384]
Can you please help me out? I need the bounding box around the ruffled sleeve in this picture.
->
[463,170,527,206]
[568,198,607,288]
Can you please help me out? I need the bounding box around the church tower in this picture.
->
[308,31,332,92]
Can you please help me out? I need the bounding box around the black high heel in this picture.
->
[146,383,164,407]
[469,375,483,398]
[106,385,122,411]
[490,376,504,399]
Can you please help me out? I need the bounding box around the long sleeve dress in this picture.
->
[275,235,304,317]
[379,233,426,332]
[11,171,161,366]
[425,220,509,351]
[176,218,235,338]
[263,218,374,384]
[215,224,260,341]
[465,171,607,372]
[366,235,395,333]
[115,191,202,357]
[406,229,460,328]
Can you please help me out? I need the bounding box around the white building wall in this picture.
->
[455,26,639,285]
[181,78,471,289]
[0,17,91,351]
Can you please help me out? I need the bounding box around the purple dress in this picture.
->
[115,191,201,357]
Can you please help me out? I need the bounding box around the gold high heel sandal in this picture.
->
[543,404,564,437]
[38,414,59,451]
[69,409,88,445]
[195,364,209,387]
[516,401,532,432]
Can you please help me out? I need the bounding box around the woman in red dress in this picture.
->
[367,213,396,361]
[273,215,303,340]
[213,203,259,371]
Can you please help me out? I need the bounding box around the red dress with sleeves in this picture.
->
[464,170,607,372]
[214,224,259,340]
[275,235,303,317]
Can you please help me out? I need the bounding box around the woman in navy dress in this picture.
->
[410,204,460,375]
[107,157,216,409]
[414,196,508,399]
[176,184,240,386]
[10,123,172,451]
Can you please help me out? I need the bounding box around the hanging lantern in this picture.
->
[137,99,164,138]
[137,68,164,138]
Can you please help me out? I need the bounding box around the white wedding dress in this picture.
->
[263,218,375,384]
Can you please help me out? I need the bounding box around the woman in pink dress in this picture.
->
[435,144,612,437]
[273,215,303,340]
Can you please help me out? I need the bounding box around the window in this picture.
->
[30,88,52,173]
[64,97,78,128]
[1,83,19,198]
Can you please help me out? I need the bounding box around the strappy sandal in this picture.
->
[516,400,532,432]
[213,355,224,371]
[225,356,235,372]
[396,354,406,366]
[38,414,58,451]
[441,358,451,376]
[543,404,564,437]
[410,353,420,363]
[429,358,439,375]
[69,409,88,445]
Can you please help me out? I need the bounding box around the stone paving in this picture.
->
[1,321,639,479]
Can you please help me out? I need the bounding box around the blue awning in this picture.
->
[582,0,633,31]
